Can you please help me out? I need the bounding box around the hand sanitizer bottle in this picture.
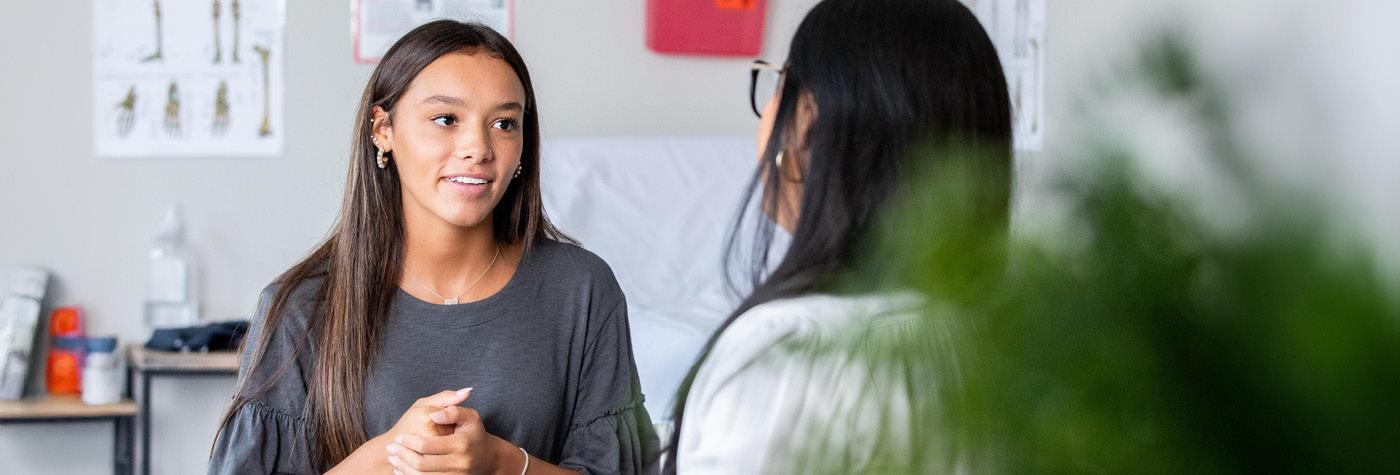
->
[144,205,200,333]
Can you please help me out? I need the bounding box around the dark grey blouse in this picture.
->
[209,240,658,474]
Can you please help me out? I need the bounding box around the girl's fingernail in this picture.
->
[388,455,400,466]
[456,387,473,397]
[431,411,448,423]
[394,435,404,445]
[386,444,399,454]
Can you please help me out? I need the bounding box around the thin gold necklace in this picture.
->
[405,245,501,305]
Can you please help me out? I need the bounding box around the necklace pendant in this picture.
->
[443,298,459,305]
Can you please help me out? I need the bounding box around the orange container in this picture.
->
[46,307,85,395]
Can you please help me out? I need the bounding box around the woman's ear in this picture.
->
[792,92,818,155]
[780,92,818,183]
[370,105,393,152]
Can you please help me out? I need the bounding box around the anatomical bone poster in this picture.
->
[354,0,513,64]
[962,0,1045,152]
[93,0,285,158]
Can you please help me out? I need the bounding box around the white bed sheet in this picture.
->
[540,135,758,419]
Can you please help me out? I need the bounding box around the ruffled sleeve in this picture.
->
[558,299,661,474]
[208,399,314,474]
[208,283,318,475]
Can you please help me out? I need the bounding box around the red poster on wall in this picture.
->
[646,0,767,56]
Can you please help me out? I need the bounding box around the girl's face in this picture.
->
[373,52,526,232]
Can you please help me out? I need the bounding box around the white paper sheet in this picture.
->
[353,0,512,64]
[962,0,1046,152]
[92,0,285,158]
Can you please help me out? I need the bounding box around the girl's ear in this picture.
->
[370,105,394,151]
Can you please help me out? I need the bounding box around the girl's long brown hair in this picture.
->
[215,20,569,469]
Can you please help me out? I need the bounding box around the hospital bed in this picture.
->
[540,135,758,421]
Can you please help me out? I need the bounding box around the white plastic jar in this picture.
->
[81,337,123,405]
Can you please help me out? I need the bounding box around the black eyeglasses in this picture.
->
[749,60,784,118]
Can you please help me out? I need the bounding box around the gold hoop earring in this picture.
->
[775,151,785,169]
[376,148,388,169]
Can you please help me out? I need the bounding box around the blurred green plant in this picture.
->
[793,33,1400,473]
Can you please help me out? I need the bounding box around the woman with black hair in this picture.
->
[667,0,1012,472]
[209,21,657,474]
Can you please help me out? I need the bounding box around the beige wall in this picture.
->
[4,0,1398,473]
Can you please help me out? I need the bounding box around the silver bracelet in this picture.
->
[517,446,530,475]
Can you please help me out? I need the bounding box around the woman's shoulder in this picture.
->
[260,271,325,300]
[529,238,621,288]
[686,293,930,472]
[741,292,920,332]
[233,273,325,405]
[712,293,924,363]
[253,271,328,330]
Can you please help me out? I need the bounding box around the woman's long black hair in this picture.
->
[663,0,1013,470]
